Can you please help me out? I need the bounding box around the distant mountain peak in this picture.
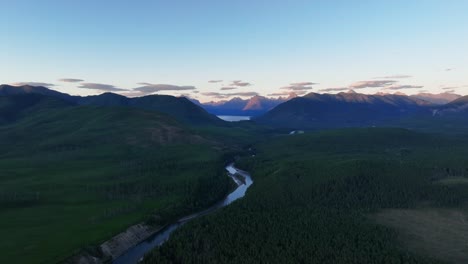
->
[411,92,462,105]
[256,90,435,128]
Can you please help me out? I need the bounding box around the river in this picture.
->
[113,163,253,264]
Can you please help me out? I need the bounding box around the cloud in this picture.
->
[58,78,84,83]
[295,90,310,95]
[118,91,145,98]
[201,92,226,97]
[78,83,127,91]
[291,82,317,86]
[267,92,291,97]
[201,91,258,99]
[281,82,316,91]
[220,87,237,91]
[134,83,196,94]
[441,86,462,90]
[350,80,397,89]
[374,75,412,79]
[318,87,349,92]
[383,84,424,90]
[229,92,258,97]
[208,80,223,83]
[10,82,55,87]
[230,80,252,87]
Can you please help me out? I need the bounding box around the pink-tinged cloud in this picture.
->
[230,80,252,87]
[59,78,84,83]
[350,80,397,89]
[281,82,316,91]
[78,83,127,91]
[383,84,424,90]
[318,87,349,92]
[374,75,412,79]
[11,82,55,87]
[220,87,237,91]
[201,91,258,99]
[134,83,196,94]
[290,82,318,86]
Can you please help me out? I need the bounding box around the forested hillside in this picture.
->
[144,128,468,264]
[0,94,234,264]
[0,85,224,126]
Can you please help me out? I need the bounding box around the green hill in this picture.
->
[0,94,232,264]
[0,85,224,126]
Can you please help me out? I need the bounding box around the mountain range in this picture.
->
[2,84,467,130]
[196,93,297,116]
[255,91,468,129]
[0,84,222,125]
[410,92,462,104]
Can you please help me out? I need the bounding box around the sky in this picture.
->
[2,0,468,102]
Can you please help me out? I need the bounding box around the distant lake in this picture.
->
[217,115,251,122]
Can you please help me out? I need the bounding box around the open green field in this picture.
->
[374,208,468,264]
[0,98,236,264]
[144,128,468,264]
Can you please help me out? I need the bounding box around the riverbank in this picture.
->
[66,163,252,264]
[113,163,253,264]
[64,223,163,264]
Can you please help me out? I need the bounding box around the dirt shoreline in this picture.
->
[64,222,164,264]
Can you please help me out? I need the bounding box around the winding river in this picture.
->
[113,163,253,264]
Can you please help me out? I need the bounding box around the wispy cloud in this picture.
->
[230,92,258,97]
[294,90,310,95]
[267,92,291,97]
[134,83,196,94]
[11,82,55,87]
[58,78,84,83]
[220,87,237,91]
[201,92,226,99]
[208,80,223,83]
[201,91,258,99]
[374,75,412,79]
[350,80,397,89]
[230,80,252,87]
[291,82,317,86]
[441,86,463,90]
[382,84,424,90]
[78,83,127,91]
[178,93,193,98]
[318,87,349,92]
[281,82,316,91]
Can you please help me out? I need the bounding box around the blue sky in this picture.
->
[2,0,467,101]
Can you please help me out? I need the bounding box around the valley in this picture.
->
[2,86,468,264]
[4,2,468,263]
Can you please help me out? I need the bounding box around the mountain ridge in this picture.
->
[255,91,437,129]
[0,85,223,125]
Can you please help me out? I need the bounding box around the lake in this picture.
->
[217,115,251,122]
